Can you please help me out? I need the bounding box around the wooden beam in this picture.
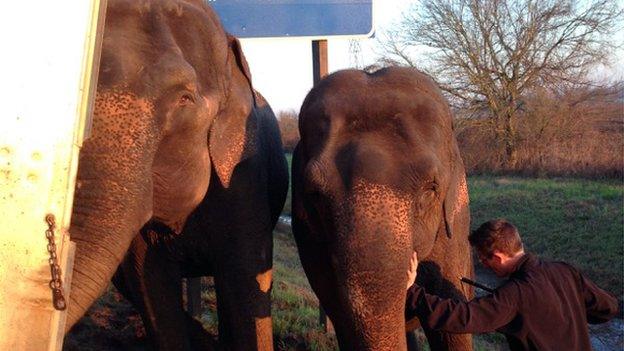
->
[312,38,331,332]
[312,39,329,85]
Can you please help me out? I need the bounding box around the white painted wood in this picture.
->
[0,1,105,349]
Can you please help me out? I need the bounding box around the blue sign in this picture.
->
[206,0,373,38]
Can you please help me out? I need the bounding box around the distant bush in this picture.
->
[276,109,299,153]
[457,83,623,179]
[275,84,622,179]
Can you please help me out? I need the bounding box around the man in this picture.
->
[405,218,619,351]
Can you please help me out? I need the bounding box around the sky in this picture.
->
[239,1,415,113]
[238,0,624,114]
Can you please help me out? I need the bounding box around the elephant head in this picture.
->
[292,67,472,350]
[67,0,259,328]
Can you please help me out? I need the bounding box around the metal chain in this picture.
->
[45,214,66,310]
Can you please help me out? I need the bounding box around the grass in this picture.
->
[270,231,338,350]
[269,173,622,350]
[468,176,623,303]
[66,154,622,350]
[259,155,623,350]
[197,230,339,350]
[201,230,509,351]
[284,152,622,300]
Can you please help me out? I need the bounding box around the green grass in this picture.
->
[198,171,622,350]
[198,230,339,350]
[70,159,622,350]
[468,176,623,302]
[271,231,338,350]
[284,154,622,299]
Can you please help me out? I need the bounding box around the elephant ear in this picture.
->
[224,34,257,106]
[209,34,258,188]
[442,139,469,238]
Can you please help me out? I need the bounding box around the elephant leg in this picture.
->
[212,223,273,351]
[293,231,355,350]
[418,280,472,350]
[418,231,473,351]
[420,325,473,351]
[118,234,216,351]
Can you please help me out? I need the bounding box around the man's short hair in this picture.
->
[469,219,524,257]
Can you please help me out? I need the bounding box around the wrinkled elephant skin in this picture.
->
[292,67,473,350]
[66,1,288,350]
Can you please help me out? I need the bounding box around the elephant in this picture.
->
[65,0,288,350]
[292,67,474,350]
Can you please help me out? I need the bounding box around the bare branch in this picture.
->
[375,0,623,165]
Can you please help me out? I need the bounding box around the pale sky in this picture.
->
[240,0,624,114]
[239,1,416,113]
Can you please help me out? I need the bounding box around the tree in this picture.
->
[349,39,364,69]
[456,81,623,177]
[378,0,622,166]
[277,109,300,152]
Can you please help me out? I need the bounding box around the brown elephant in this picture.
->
[292,67,473,350]
[65,1,288,350]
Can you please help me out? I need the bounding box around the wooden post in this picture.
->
[312,39,328,85]
[312,39,332,333]
[0,1,106,350]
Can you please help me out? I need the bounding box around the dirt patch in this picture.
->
[64,288,146,350]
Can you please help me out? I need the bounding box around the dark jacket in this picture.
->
[405,253,619,351]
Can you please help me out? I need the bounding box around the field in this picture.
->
[468,176,623,304]
[64,175,623,350]
[261,175,624,350]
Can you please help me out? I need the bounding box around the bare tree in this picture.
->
[374,29,420,68]
[379,0,623,166]
[349,39,364,69]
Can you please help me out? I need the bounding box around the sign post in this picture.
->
[312,40,329,85]
[0,1,106,349]
[311,38,331,331]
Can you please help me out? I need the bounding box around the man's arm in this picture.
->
[405,281,519,334]
[578,271,619,324]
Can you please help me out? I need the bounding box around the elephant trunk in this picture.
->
[330,180,414,351]
[333,243,410,351]
[66,91,157,330]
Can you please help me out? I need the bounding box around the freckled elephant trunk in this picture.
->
[329,189,414,351]
[65,93,157,330]
[333,240,410,351]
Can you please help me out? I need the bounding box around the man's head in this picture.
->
[469,219,525,277]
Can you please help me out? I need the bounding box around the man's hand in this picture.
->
[407,251,418,290]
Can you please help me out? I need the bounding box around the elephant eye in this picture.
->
[178,93,195,106]
[421,181,439,199]
[422,181,438,192]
